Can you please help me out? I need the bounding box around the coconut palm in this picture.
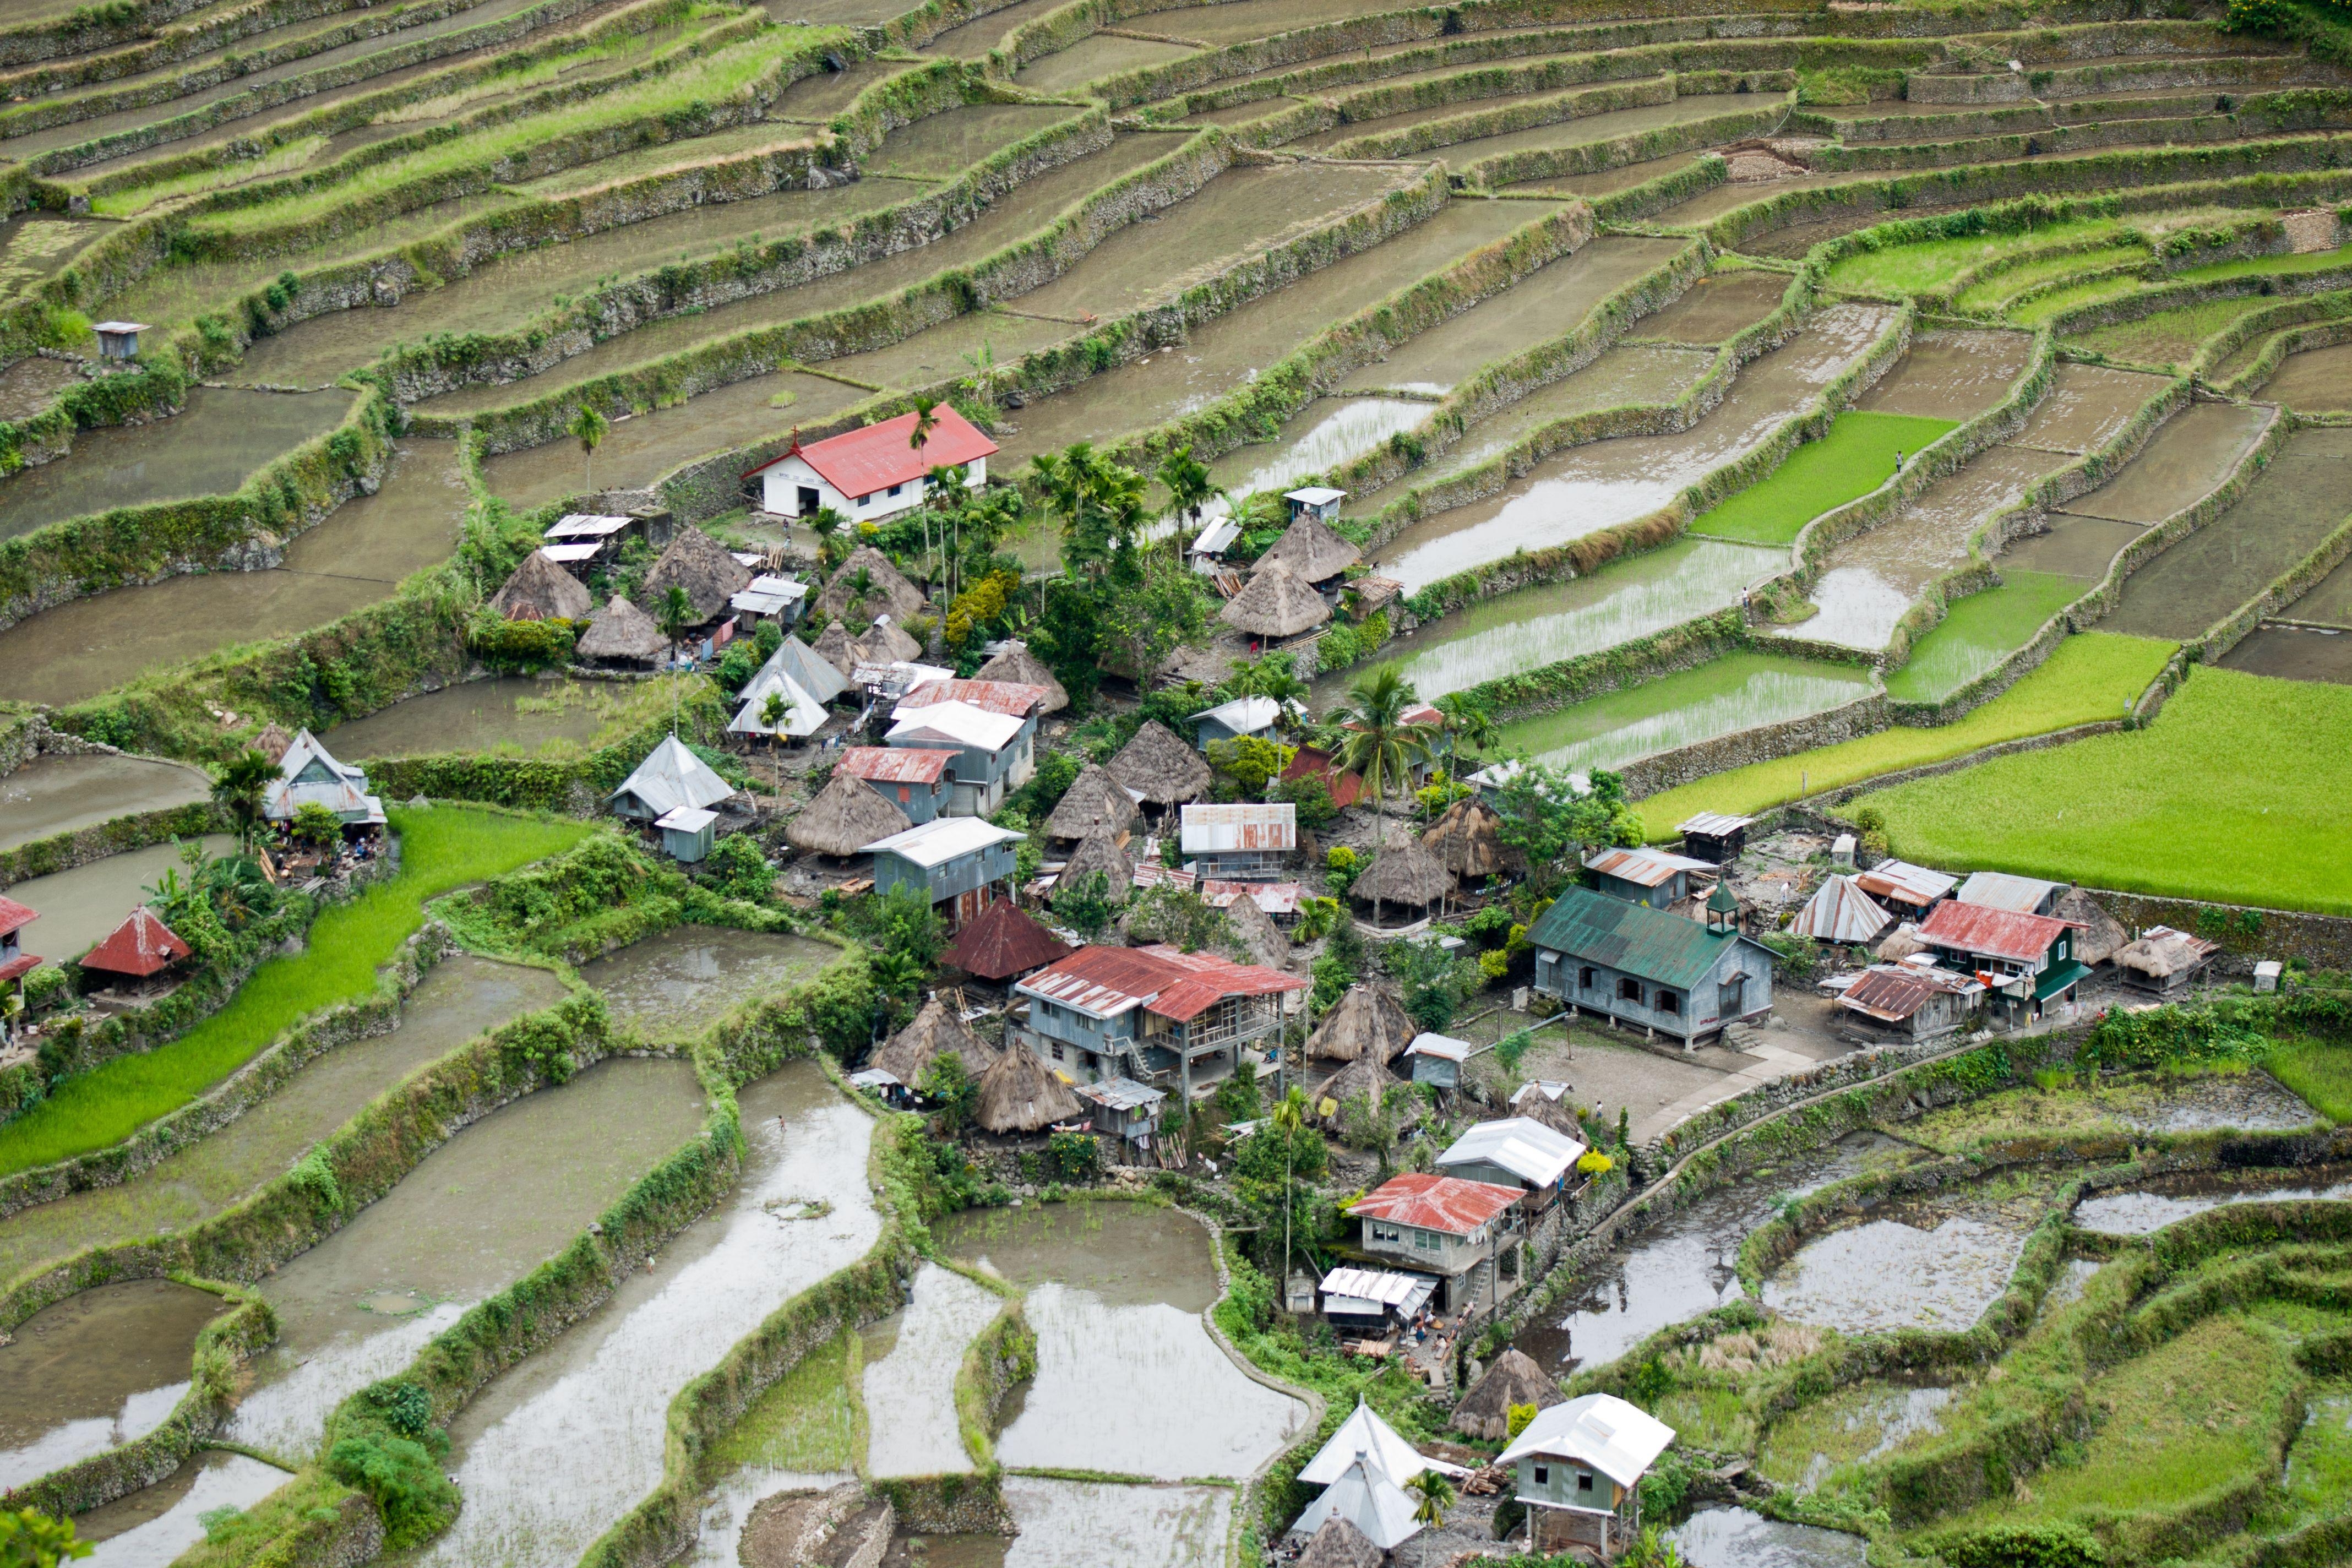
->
[1328,666,1430,816]
[1405,1469,1457,1565]
[908,395,940,454]
[567,404,609,493]
[210,748,276,850]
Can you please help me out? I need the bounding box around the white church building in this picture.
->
[743,405,997,522]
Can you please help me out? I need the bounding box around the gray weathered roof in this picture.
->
[611,734,735,818]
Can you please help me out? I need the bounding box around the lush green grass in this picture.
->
[1855,665,2352,913]
[0,807,591,1179]
[1821,217,2127,298]
[1690,411,1958,545]
[2172,240,2352,288]
[1883,570,2087,703]
[2266,1039,2352,1125]
[1956,242,2146,314]
[2069,293,2305,367]
[92,137,329,218]
[712,1326,863,1473]
[1635,630,2173,836]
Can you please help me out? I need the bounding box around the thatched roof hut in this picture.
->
[1874,922,1928,963]
[2056,888,2128,967]
[814,545,924,626]
[1223,893,1289,972]
[1046,764,1138,843]
[874,997,998,1087]
[1421,795,1513,879]
[1055,830,1133,906]
[2116,925,2219,992]
[576,595,666,666]
[851,618,923,667]
[642,526,752,623]
[1351,837,1455,915]
[253,723,293,765]
[940,899,1071,983]
[976,642,1068,714]
[974,1043,1082,1134]
[812,621,857,676]
[1295,1517,1382,1568]
[786,770,910,858]
[1316,1052,1406,1133]
[1510,1090,1585,1141]
[1452,1347,1565,1440]
[1107,721,1210,807]
[489,550,592,622]
[1219,563,1330,638]
[1255,513,1360,585]
[1305,983,1415,1063]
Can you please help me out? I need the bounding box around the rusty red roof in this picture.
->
[1281,745,1361,809]
[1838,963,1979,1023]
[1918,899,2075,965]
[741,405,997,497]
[1349,1172,1522,1235]
[0,952,38,986]
[1017,943,1304,1023]
[898,678,1050,718]
[941,899,1071,981]
[0,896,36,939]
[836,745,953,785]
[80,906,190,978]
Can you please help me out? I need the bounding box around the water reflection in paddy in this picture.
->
[0,1280,223,1490]
[861,1264,1003,1478]
[579,926,839,1043]
[1762,1215,2027,1335]
[323,678,618,760]
[1389,343,1717,495]
[1668,1506,1868,1568]
[890,1477,1234,1568]
[77,1452,292,1568]
[2075,1168,2352,1235]
[1488,651,1874,776]
[0,754,210,853]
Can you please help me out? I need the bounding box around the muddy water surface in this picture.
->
[1668,1507,1868,1568]
[324,679,618,759]
[864,104,1079,179]
[580,927,839,1043]
[1016,36,1199,93]
[891,1477,1234,1568]
[2255,341,2352,411]
[1504,149,1712,200]
[1998,515,2146,580]
[2075,1168,2352,1235]
[2285,553,2352,627]
[78,1452,292,1568]
[1762,1215,2027,1333]
[420,1065,878,1568]
[1625,269,1788,345]
[1394,343,1717,493]
[0,1280,223,1490]
[1202,398,1433,510]
[0,754,210,853]
[0,956,570,1291]
[1854,328,2036,421]
[1489,652,1874,776]
[861,1264,1003,1477]
[2218,625,2352,683]
[4,835,233,964]
[919,0,1068,57]
[2057,399,2270,524]
[1434,92,1769,176]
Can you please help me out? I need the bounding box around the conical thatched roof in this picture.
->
[814,545,924,626]
[1219,563,1331,638]
[576,595,666,665]
[976,642,1068,714]
[1316,1052,1407,1133]
[1306,984,1415,1063]
[874,996,998,1087]
[1296,1516,1382,1568]
[1055,830,1133,906]
[786,770,911,857]
[2056,887,2128,967]
[1874,922,1928,963]
[851,618,922,667]
[1224,892,1289,971]
[253,722,293,764]
[1421,795,1513,879]
[1452,1347,1565,1440]
[642,526,752,622]
[1107,721,1210,806]
[1351,838,1455,911]
[1046,764,1138,842]
[974,1043,1082,1134]
[1255,513,1360,583]
[813,621,856,676]
[490,549,592,622]
[940,899,1071,982]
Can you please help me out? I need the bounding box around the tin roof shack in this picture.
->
[1855,860,1958,923]
[888,679,1046,816]
[1836,961,1984,1043]
[860,818,1024,930]
[1348,1172,1526,1315]
[1180,802,1295,882]
[1014,943,1306,1104]
[93,320,149,359]
[1917,900,2088,1028]
[1292,1453,1419,1555]
[1074,1075,1167,1158]
[1191,695,1283,750]
[729,573,808,631]
[1957,870,2066,917]
[265,729,384,829]
[939,897,1071,988]
[542,513,639,574]
[835,746,953,825]
[0,896,45,1004]
[1315,1268,1438,1346]
[1434,1117,1585,1213]
[1788,875,1896,946]
[654,804,718,864]
[611,734,737,824]
[1403,1031,1472,1090]
[1585,847,1717,911]
[743,404,995,522]
[1676,812,1753,865]
[1499,1395,1676,1559]
[2115,925,2221,994]
[1528,886,1774,1050]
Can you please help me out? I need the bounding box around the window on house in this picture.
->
[1371,1223,1401,1243]
[1658,990,1681,1015]
[1618,976,1643,1004]
[1533,1466,1549,1486]
[1579,966,1596,989]
[888,482,903,497]
[1577,1472,1594,1493]
[1050,1042,1065,1061]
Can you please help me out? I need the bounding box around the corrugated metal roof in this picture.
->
[1191,695,1281,733]
[0,896,36,938]
[1180,802,1297,854]
[1918,899,2072,965]
[1407,1032,1474,1063]
[741,405,996,495]
[539,542,602,563]
[546,514,632,538]
[1788,875,1894,944]
[655,805,718,832]
[897,678,1049,718]
[1956,870,2064,914]
[836,746,952,784]
[1855,859,1958,907]
[1525,886,1749,991]
[79,906,187,978]
[1350,1172,1522,1235]
[1585,847,1714,889]
[1076,1076,1165,1112]
[1436,1116,1583,1186]
[859,817,1023,867]
[1677,811,1754,837]
[1016,943,1303,1022]
[885,700,1023,752]
[1500,1395,1675,1489]
[1838,963,1980,1023]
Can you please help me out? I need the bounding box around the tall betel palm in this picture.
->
[210,748,276,851]
[1268,1084,1309,1286]
[1157,444,1216,565]
[1329,665,1430,816]
[1431,691,1497,797]
[568,404,609,493]
[656,584,696,668]
[1405,1469,1457,1565]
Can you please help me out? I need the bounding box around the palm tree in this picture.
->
[1268,1084,1309,1287]
[808,505,848,568]
[760,688,788,785]
[655,584,696,668]
[908,395,940,455]
[1329,665,1430,819]
[210,748,276,851]
[1405,1469,1457,1565]
[1157,444,1217,565]
[1431,691,1497,801]
[567,405,609,493]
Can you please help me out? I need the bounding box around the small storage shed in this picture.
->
[1074,1075,1166,1155]
[1317,1266,1438,1340]
[1499,1394,1676,1558]
[1284,487,1347,527]
[1855,859,1958,923]
[92,321,149,359]
[1676,811,1754,865]
[2115,924,2221,994]
[609,733,736,824]
[1191,695,1282,749]
[1835,961,1983,1041]
[1403,1031,1472,1089]
[1788,875,1895,946]
[1584,846,1717,910]
[654,804,717,863]
[78,906,192,996]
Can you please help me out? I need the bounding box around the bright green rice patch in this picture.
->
[1854,665,2352,914]
[2263,1039,2352,1125]
[0,806,591,1179]
[1691,411,1957,544]
[2068,294,2295,368]
[2278,1382,2352,1530]
[2169,241,2352,288]
[1635,631,2173,837]
[1954,243,2146,314]
[1822,217,2126,298]
[1883,570,2087,704]
[712,1325,864,1474]
[2009,271,2147,327]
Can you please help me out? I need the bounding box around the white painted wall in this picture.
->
[760,456,988,520]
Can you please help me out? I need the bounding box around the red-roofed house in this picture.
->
[1014,943,1307,1100]
[80,906,192,996]
[0,895,41,994]
[1918,898,2087,1028]
[743,406,997,523]
[1349,1172,1527,1312]
[835,745,954,825]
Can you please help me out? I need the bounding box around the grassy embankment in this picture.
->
[1689,410,1959,545]
[1822,215,2132,298]
[1635,630,2172,834]
[0,805,591,1179]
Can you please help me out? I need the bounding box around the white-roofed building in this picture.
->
[263,729,384,828]
[1498,1393,1677,1557]
[1179,801,1295,881]
[1290,1453,1420,1553]
[654,804,718,863]
[1188,515,1242,574]
[1403,1030,1472,1090]
[1315,1270,1437,1340]
[1956,870,2066,917]
[728,667,826,742]
[859,818,1026,929]
[886,697,1033,816]
[1435,1116,1585,1202]
[728,573,807,628]
[1299,1395,1434,1488]
[609,733,737,823]
[1854,859,1959,921]
[1191,694,1282,750]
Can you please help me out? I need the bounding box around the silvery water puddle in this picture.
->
[861,1263,1004,1477]
[884,1477,1234,1568]
[1667,1506,1869,1568]
[939,1201,1304,1479]
[1511,1133,1905,1375]
[1762,1216,2026,1335]
[0,1279,222,1489]
[578,927,840,1043]
[76,1451,292,1568]
[417,1064,879,1568]
[1394,341,1721,493]
[2074,1169,2352,1235]
[226,1057,706,1458]
[0,753,210,852]
[1794,1387,1952,1492]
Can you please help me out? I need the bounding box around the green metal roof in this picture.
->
[1526,886,1750,990]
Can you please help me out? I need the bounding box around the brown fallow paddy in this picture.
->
[0,754,211,854]
[0,1280,225,1491]
[319,677,624,759]
[2246,340,2352,412]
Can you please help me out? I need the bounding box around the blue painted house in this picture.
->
[1527,886,1774,1050]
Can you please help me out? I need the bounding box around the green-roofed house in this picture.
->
[1526,886,1775,1050]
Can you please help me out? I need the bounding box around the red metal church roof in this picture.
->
[742,406,997,497]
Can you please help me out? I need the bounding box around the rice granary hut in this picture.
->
[976,642,1069,714]
[974,1040,1082,1134]
[1295,1517,1382,1568]
[1315,1051,1410,1131]
[641,525,752,624]
[1107,720,1210,808]
[1305,983,1415,1063]
[787,770,911,858]
[1224,892,1289,972]
[1421,794,1514,879]
[1351,836,1456,923]
[489,549,592,622]
[575,596,667,667]
[813,622,857,676]
[1219,563,1330,640]
[814,545,924,626]
[851,617,923,667]
[874,996,998,1087]
[1254,513,1360,589]
[2056,888,2130,967]
[1046,763,1139,843]
[939,898,1071,984]
[1453,1347,1566,1440]
[1055,830,1134,906]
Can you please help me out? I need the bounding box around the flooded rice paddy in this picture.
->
[0,1280,223,1489]
[2055,399,2272,525]
[1667,1507,1869,1568]
[2,835,233,965]
[226,1055,706,1459]
[0,754,210,853]
[2074,1168,2352,1234]
[2219,625,2352,684]
[0,389,358,542]
[0,956,570,1291]
[1488,652,1874,776]
[419,1064,877,1568]
[859,1264,1003,1478]
[75,1452,293,1568]
[323,679,622,759]
[1762,1215,2028,1334]
[1199,398,1433,514]
[1625,269,1790,345]
[2253,341,2352,411]
[578,927,839,1044]
[1394,342,1719,493]
[1852,328,2037,422]
[892,1478,1235,1568]
[2285,553,2352,627]
[1429,92,1771,177]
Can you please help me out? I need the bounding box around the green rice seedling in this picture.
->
[2068,293,2307,366]
[1884,571,2088,704]
[2264,1040,2352,1125]
[1955,242,2147,314]
[91,136,330,219]
[1691,411,1958,545]
[1824,216,2128,299]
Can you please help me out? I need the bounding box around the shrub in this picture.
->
[467,614,576,673]
[1046,1128,1098,1180]
[324,1433,456,1548]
